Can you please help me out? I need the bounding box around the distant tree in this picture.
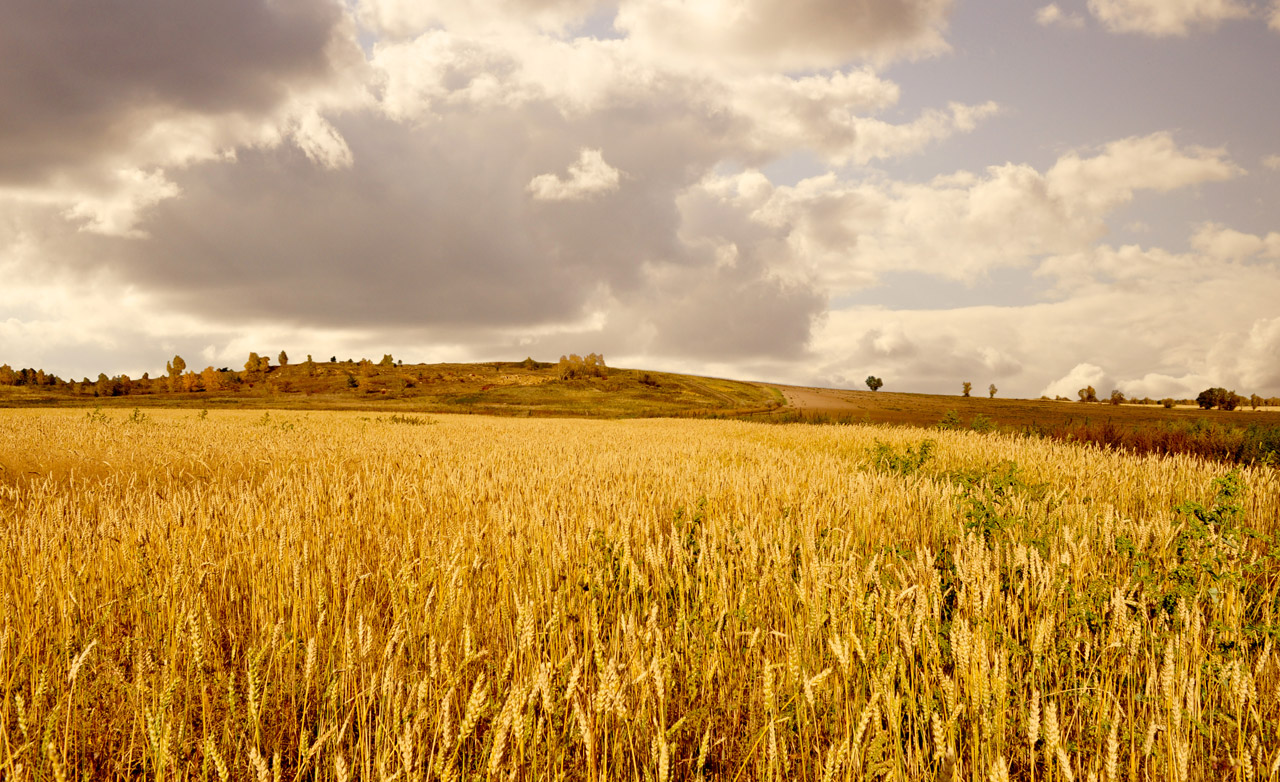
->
[1161,398,1176,409]
[379,354,395,368]
[962,381,972,397]
[865,376,884,392]
[166,355,186,393]
[1109,389,1125,405]
[1078,386,1098,403]
[521,357,539,370]
[0,364,14,385]
[278,350,289,367]
[244,352,270,382]
[95,373,113,397]
[988,384,997,399]
[330,356,337,363]
[359,358,376,378]
[558,353,608,380]
[1196,387,1241,410]
[1250,393,1261,410]
[182,370,204,393]
[201,366,222,391]
[304,355,317,377]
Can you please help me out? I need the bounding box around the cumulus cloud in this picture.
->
[528,148,624,200]
[615,0,954,71]
[1087,0,1253,35]
[1211,316,1280,390]
[1272,0,1280,29]
[1264,154,1280,171]
[3,0,1278,400]
[0,0,367,241]
[1191,222,1280,260]
[0,0,361,185]
[1041,363,1112,398]
[1045,133,1240,213]
[675,132,1240,298]
[61,169,183,238]
[1036,4,1086,28]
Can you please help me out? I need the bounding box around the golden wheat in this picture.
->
[0,408,1277,780]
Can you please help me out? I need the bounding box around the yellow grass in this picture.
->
[1,408,1277,780]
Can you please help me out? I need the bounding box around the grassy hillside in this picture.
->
[0,360,784,418]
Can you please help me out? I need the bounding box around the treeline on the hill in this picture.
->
[1049,384,1280,409]
[0,351,616,398]
[2,351,359,397]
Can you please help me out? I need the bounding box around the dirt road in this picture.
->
[776,386,863,411]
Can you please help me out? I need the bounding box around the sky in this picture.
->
[2,0,1279,398]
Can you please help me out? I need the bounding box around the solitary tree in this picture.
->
[166,355,186,393]
[278,350,289,367]
[962,381,972,397]
[1078,386,1098,403]
[1109,389,1125,405]
[244,352,270,382]
[380,354,395,368]
[988,383,997,399]
[865,376,884,392]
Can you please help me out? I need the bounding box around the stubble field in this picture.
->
[1,408,1278,781]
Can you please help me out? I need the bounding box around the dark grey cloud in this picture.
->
[0,0,347,183]
[33,89,819,361]
[648,269,826,360]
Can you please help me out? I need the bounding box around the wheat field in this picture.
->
[0,408,1277,781]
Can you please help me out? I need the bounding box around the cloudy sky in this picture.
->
[2,0,1279,397]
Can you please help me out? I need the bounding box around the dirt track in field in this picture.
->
[778,386,863,411]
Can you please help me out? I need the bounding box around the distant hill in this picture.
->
[0,358,785,419]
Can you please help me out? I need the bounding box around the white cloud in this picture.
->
[679,132,1240,297]
[1041,363,1112,398]
[1036,4,1086,28]
[60,169,182,238]
[372,31,532,120]
[1045,132,1240,213]
[1087,0,1252,35]
[1191,222,1280,260]
[1264,154,1280,171]
[293,111,356,170]
[1212,316,1280,390]
[1272,0,1280,29]
[528,148,624,201]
